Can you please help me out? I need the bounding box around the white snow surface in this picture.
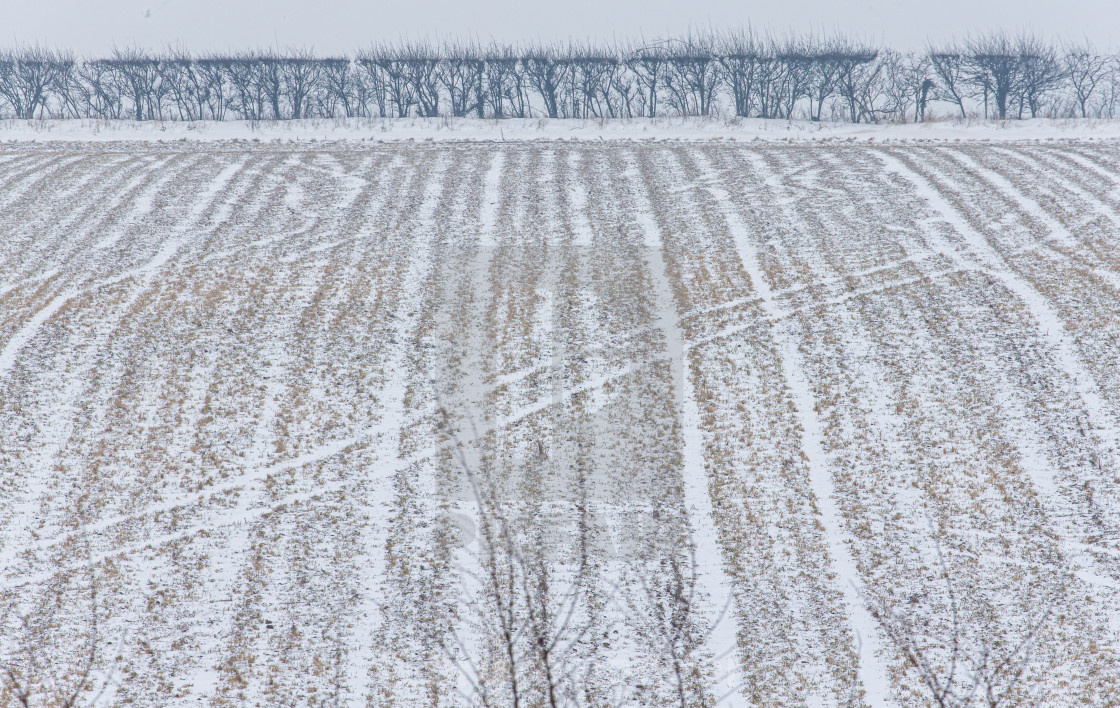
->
[3,116,1120,144]
[1,128,1119,708]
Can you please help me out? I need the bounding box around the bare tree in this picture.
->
[158,50,206,121]
[76,59,126,119]
[968,606,1055,708]
[47,54,86,119]
[318,57,357,118]
[834,45,882,123]
[397,41,442,118]
[803,37,848,122]
[628,41,671,118]
[964,33,1021,119]
[193,56,230,120]
[878,50,934,122]
[663,34,722,117]
[357,44,419,118]
[622,523,721,707]
[1099,56,1120,118]
[753,37,801,119]
[218,55,264,120]
[766,37,816,119]
[343,62,375,118]
[567,44,623,118]
[522,44,572,119]
[0,31,1110,124]
[607,54,640,118]
[102,47,165,121]
[255,53,285,120]
[0,46,71,119]
[438,420,605,708]
[866,539,966,708]
[277,50,323,119]
[354,48,394,118]
[928,46,970,118]
[910,52,936,122]
[1062,42,1111,118]
[1014,34,1064,118]
[483,44,528,118]
[440,42,485,118]
[718,29,761,118]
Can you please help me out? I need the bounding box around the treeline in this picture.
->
[1,32,1118,122]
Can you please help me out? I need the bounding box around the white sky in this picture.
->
[4,0,1118,54]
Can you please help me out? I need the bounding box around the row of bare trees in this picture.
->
[926,34,1116,119]
[2,34,1118,123]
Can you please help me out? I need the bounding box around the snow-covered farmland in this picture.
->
[1,136,1119,707]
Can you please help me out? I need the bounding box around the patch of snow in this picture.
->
[2,116,1120,144]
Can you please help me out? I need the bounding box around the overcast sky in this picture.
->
[5,0,1118,54]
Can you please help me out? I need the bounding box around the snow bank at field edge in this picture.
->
[2,116,1120,143]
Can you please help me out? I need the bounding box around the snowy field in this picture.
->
[1,129,1119,707]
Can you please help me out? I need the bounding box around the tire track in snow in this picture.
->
[877,147,1120,588]
[881,148,1120,455]
[990,146,1120,275]
[0,154,257,576]
[6,141,1120,703]
[194,152,388,269]
[1059,145,1120,189]
[6,154,144,272]
[159,149,433,705]
[622,149,745,706]
[11,245,988,587]
[0,155,115,264]
[528,154,929,384]
[687,262,978,352]
[277,150,411,702]
[0,152,30,173]
[8,345,666,593]
[182,152,408,705]
[487,248,944,394]
[0,156,245,382]
[797,144,1120,590]
[87,153,192,251]
[10,178,991,595]
[440,146,505,703]
[1007,145,1120,227]
[0,148,171,379]
[0,270,59,300]
[349,149,454,702]
[937,146,1120,292]
[719,147,894,707]
[0,153,170,331]
[10,145,1111,636]
[0,153,83,213]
